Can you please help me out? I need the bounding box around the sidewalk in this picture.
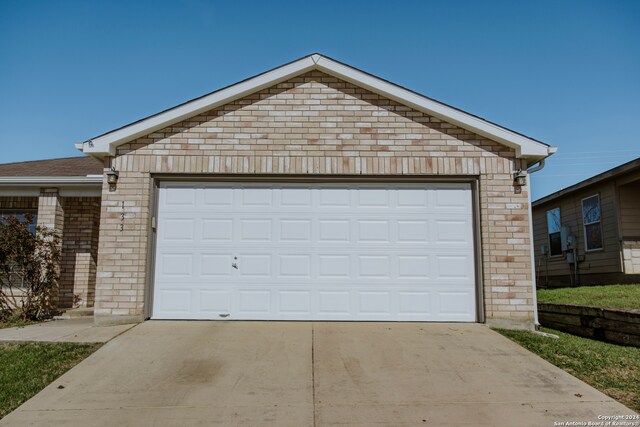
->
[0,318,135,343]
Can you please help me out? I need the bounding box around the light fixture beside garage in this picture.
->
[106,167,119,191]
[513,170,527,187]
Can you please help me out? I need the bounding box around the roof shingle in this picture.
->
[0,157,103,177]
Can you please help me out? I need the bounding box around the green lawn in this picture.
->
[0,342,100,419]
[496,327,640,412]
[537,284,640,310]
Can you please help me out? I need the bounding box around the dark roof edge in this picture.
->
[532,157,640,207]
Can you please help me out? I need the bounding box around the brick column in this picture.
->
[36,188,64,308]
[60,198,101,308]
[37,189,64,232]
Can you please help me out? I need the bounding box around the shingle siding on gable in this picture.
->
[95,71,534,325]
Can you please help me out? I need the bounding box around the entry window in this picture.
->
[0,210,38,235]
[546,208,562,256]
[582,195,603,251]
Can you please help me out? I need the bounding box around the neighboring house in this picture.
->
[0,54,556,329]
[0,157,103,307]
[533,158,640,287]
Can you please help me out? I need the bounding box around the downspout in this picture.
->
[526,159,545,330]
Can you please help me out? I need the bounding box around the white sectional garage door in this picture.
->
[152,183,476,321]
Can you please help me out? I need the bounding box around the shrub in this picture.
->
[0,215,60,320]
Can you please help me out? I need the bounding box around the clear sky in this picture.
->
[1,0,639,199]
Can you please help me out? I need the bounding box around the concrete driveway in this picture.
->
[1,322,633,426]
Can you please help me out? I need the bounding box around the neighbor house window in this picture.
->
[546,208,562,256]
[0,210,38,235]
[582,195,603,251]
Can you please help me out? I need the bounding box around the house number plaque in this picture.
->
[120,201,125,232]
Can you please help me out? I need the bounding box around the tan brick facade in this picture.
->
[59,197,101,309]
[0,196,38,210]
[0,194,101,310]
[95,71,534,326]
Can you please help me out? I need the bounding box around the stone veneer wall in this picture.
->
[95,71,534,327]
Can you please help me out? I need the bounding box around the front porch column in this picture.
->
[36,188,64,232]
[36,188,64,307]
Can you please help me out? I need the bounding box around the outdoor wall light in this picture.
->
[513,170,527,187]
[106,167,119,190]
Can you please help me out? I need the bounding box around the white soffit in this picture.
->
[79,54,554,160]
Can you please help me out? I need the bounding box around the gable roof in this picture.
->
[533,157,640,207]
[0,156,103,177]
[77,53,556,163]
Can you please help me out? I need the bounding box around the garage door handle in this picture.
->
[232,263,238,269]
[219,313,230,318]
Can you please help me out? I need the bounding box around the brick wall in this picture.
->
[1,195,101,310]
[59,197,101,309]
[0,196,38,210]
[95,71,534,326]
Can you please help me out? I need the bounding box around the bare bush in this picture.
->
[0,214,60,320]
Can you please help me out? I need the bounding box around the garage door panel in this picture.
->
[203,187,234,206]
[439,292,475,315]
[199,290,231,313]
[280,188,312,206]
[241,188,273,207]
[278,255,312,278]
[202,219,233,242]
[318,188,350,207]
[397,255,430,279]
[357,188,390,207]
[318,291,351,314]
[436,255,474,280]
[279,219,312,242]
[319,220,350,242]
[240,219,272,242]
[435,219,472,243]
[238,290,271,314]
[358,255,391,278]
[318,255,351,278]
[160,254,193,276]
[157,289,191,314]
[164,187,196,206]
[163,219,195,241]
[397,188,429,207]
[397,220,429,243]
[152,183,477,321]
[278,290,311,314]
[201,254,232,277]
[398,292,431,315]
[358,291,391,314]
[238,254,272,277]
[357,220,390,243]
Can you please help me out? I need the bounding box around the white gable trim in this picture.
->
[79,54,555,160]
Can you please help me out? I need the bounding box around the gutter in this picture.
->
[0,176,103,186]
[526,159,545,329]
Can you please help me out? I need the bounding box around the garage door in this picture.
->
[152,183,477,321]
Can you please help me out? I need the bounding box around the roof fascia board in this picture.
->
[315,56,549,158]
[533,159,640,207]
[0,176,103,185]
[81,54,553,160]
[83,57,317,155]
[0,187,102,197]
